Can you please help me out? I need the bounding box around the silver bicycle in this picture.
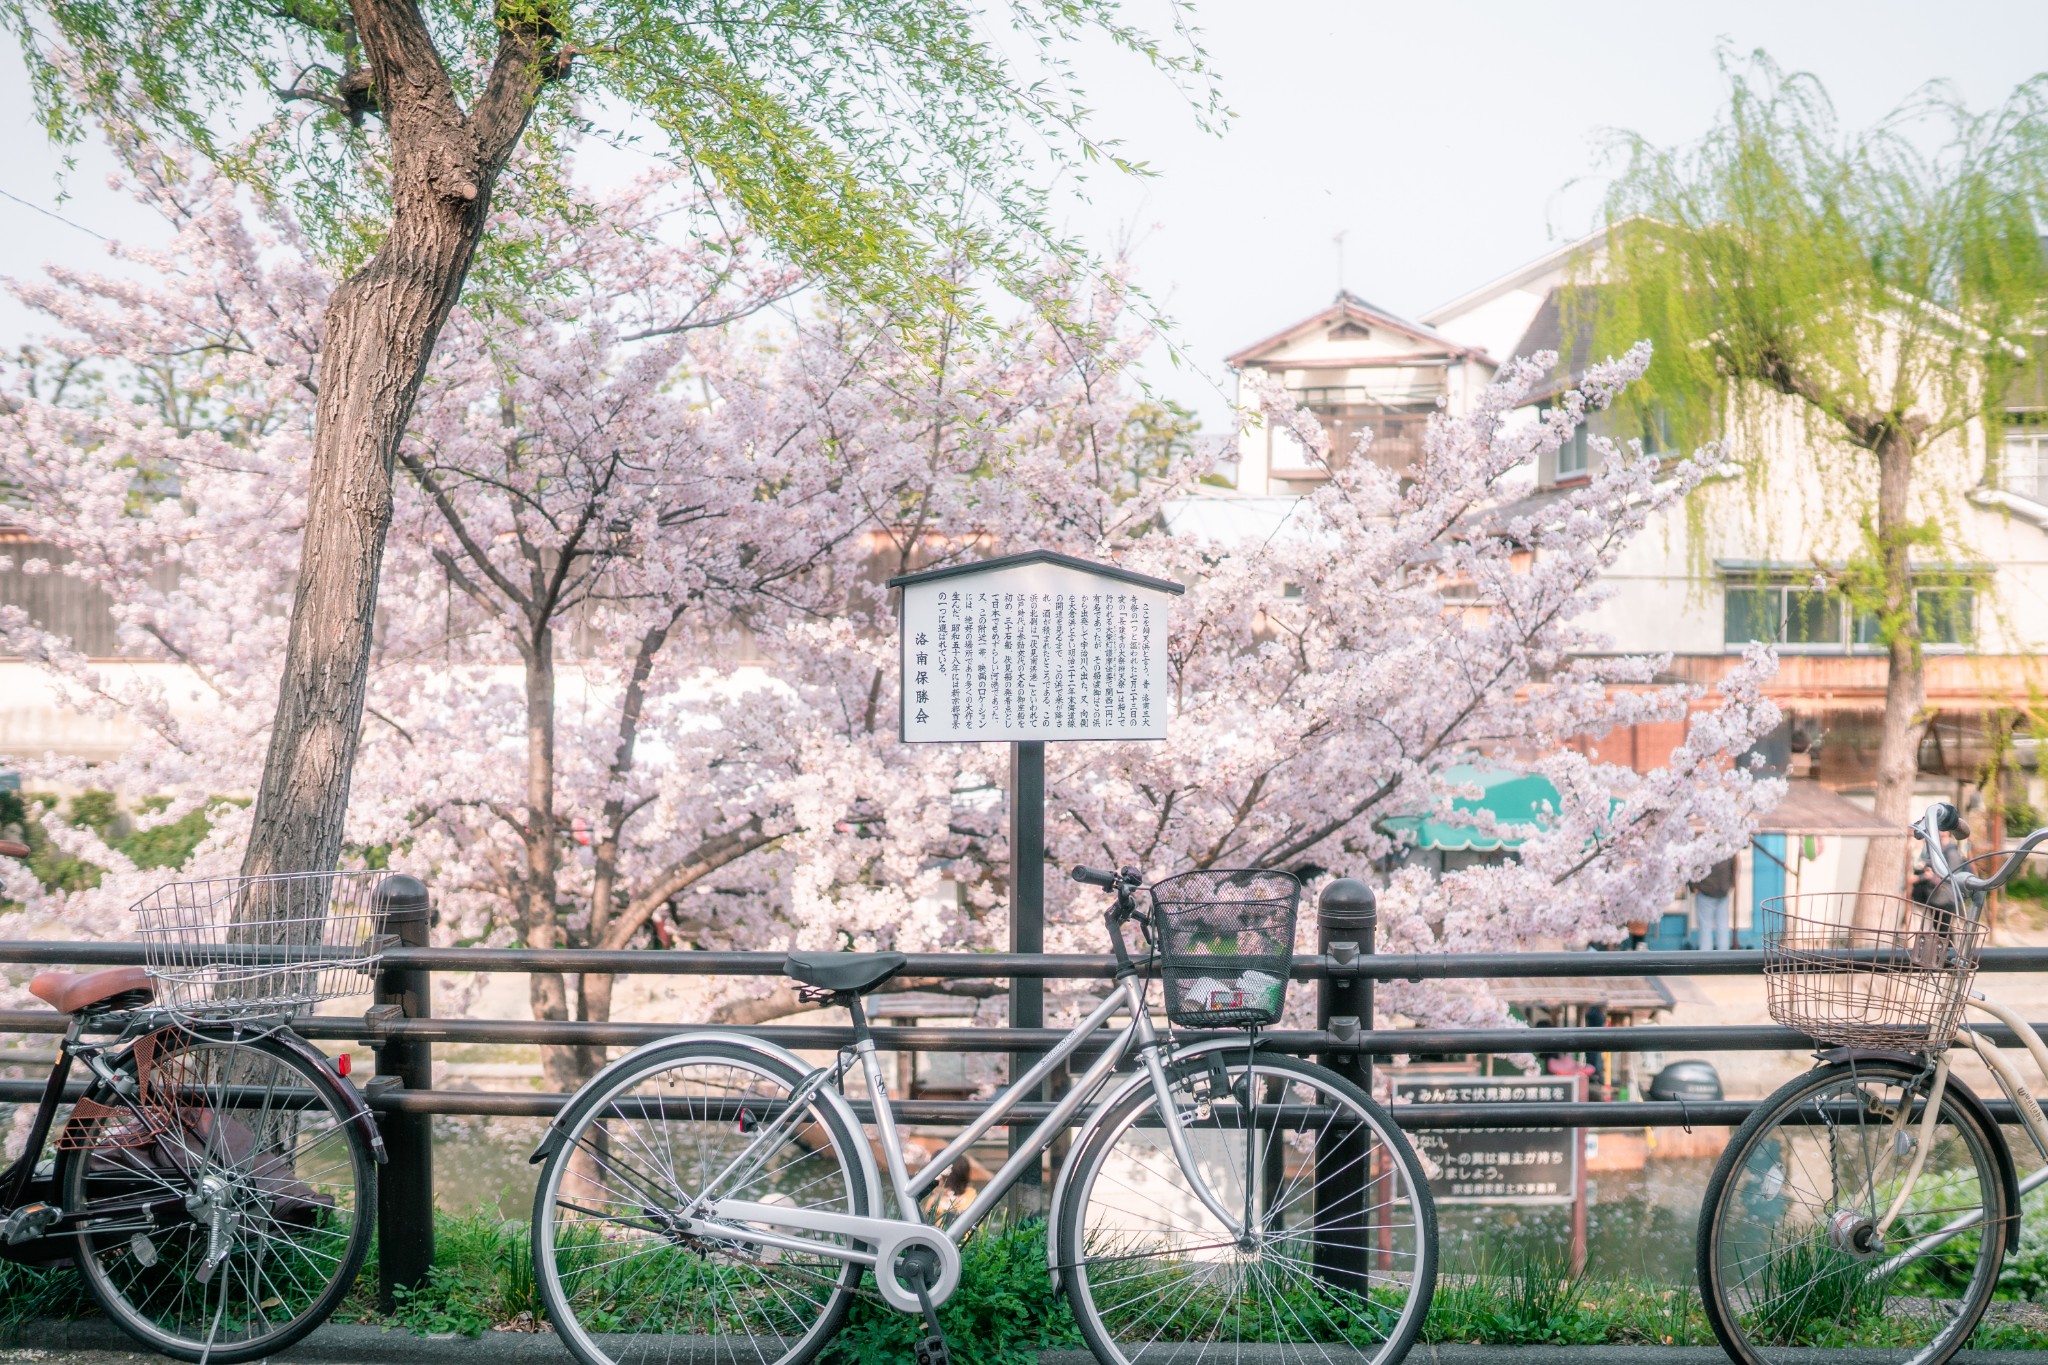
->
[529,865,1437,1365]
[1698,802,2048,1365]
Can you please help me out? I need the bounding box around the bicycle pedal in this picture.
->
[914,1335,952,1365]
[3,1202,58,1246]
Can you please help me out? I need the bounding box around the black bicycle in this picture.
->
[0,845,391,1362]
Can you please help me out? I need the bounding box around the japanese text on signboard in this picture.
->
[898,564,1171,743]
[1390,1075,1581,1206]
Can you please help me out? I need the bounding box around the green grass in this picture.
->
[0,1254,93,1331]
[11,1211,2048,1356]
[1422,1239,1709,1347]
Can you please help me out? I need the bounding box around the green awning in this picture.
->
[1382,764,1560,851]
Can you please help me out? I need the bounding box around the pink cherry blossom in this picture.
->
[1,139,1782,1043]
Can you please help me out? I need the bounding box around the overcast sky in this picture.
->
[5,2,2048,429]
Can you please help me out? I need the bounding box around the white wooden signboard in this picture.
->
[891,551,1183,744]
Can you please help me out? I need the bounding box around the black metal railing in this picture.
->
[6,877,2048,1305]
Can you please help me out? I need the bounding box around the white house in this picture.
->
[1219,233,2048,943]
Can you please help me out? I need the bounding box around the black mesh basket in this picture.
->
[1150,868,1301,1028]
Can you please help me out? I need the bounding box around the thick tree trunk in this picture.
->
[569,617,675,1080]
[241,0,547,881]
[575,848,618,1083]
[521,626,582,1092]
[241,223,477,879]
[1855,427,1927,917]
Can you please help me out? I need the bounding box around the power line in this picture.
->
[0,186,106,241]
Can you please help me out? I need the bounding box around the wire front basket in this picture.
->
[132,870,399,1022]
[1150,868,1301,1028]
[1762,892,1986,1053]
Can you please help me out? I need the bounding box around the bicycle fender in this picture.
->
[1819,1049,2022,1255]
[524,1031,880,1207]
[265,1028,388,1165]
[1045,1035,1261,1292]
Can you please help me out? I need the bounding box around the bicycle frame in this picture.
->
[1825,804,2048,1276]
[0,1018,192,1250]
[685,971,1249,1310]
[1857,994,2048,1278]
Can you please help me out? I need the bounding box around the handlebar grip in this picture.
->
[1071,866,1117,889]
[0,840,28,858]
[1933,802,1965,834]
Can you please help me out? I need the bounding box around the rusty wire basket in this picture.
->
[1762,891,1986,1053]
[131,870,398,1022]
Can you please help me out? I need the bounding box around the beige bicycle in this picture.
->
[1697,801,2048,1365]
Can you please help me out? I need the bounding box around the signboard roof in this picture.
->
[887,549,1185,596]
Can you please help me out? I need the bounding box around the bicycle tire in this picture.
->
[1698,1056,2010,1365]
[1057,1048,1436,1365]
[532,1038,869,1365]
[58,1028,376,1363]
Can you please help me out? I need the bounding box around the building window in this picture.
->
[1724,584,1843,649]
[1852,587,1975,649]
[1636,405,1673,456]
[1539,402,1671,483]
[2001,422,2048,503]
[1557,424,1591,478]
[1919,585,1975,645]
[1723,586,1779,645]
[1782,588,1842,645]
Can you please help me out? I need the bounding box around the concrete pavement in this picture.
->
[10,1322,2048,1365]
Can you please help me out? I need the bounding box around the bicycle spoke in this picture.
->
[1066,1056,1430,1365]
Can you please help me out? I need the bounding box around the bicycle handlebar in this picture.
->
[1072,865,1148,973]
[0,840,27,859]
[1912,801,2048,895]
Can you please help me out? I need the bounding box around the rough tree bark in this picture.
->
[241,0,556,881]
[1856,423,1928,914]
[574,615,678,1080]
[522,620,585,1092]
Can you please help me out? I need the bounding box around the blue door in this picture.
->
[1746,834,1788,948]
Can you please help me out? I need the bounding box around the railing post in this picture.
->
[370,874,433,1312]
[1314,877,1376,1300]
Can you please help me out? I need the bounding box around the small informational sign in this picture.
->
[890,551,1183,744]
[1388,1073,1583,1206]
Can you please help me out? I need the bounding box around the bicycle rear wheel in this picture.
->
[532,1039,869,1365]
[1057,1049,1435,1365]
[1698,1056,2010,1365]
[59,1028,376,1363]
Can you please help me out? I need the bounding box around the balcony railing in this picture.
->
[1279,406,1433,479]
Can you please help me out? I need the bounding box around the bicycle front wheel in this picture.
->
[1699,1056,2010,1365]
[59,1028,376,1363]
[1058,1048,1435,1365]
[532,1039,869,1365]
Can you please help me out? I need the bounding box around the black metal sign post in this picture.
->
[1008,740,1046,1184]
[886,550,1186,1206]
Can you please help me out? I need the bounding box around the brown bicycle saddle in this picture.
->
[29,966,156,1015]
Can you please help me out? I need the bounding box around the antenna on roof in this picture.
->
[1333,229,1348,299]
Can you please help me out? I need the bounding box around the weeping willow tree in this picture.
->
[1579,51,2048,900]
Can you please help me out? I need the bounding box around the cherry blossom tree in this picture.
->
[1,144,1783,1045]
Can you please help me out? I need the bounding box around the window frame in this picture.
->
[1725,575,1978,655]
[2000,419,2048,504]
[1851,585,1976,652]
[1723,582,1847,653]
